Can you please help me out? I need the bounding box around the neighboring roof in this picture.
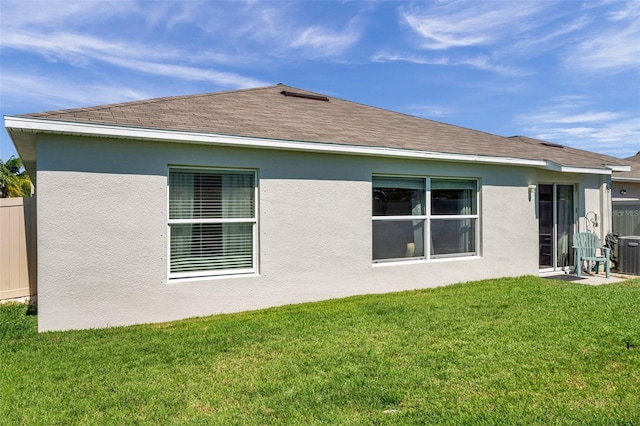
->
[506,135,629,172]
[5,84,629,177]
[626,153,640,163]
[614,153,640,181]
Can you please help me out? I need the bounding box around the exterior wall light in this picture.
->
[528,184,536,202]
[620,189,627,195]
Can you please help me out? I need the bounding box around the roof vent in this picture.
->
[281,90,329,102]
[540,141,564,148]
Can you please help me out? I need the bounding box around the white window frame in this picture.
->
[372,175,480,263]
[167,166,258,280]
[428,177,480,260]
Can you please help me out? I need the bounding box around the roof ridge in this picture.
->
[23,84,287,118]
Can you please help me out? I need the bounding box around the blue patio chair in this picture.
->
[573,232,610,278]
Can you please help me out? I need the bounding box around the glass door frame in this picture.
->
[538,183,578,273]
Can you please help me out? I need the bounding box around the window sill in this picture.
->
[168,271,259,284]
[372,255,482,267]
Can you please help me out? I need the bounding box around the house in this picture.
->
[612,153,640,236]
[613,153,640,200]
[4,84,631,331]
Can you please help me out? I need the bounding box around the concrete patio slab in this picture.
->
[540,271,637,285]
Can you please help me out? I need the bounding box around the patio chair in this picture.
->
[573,232,610,278]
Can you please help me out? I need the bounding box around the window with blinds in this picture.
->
[168,168,256,279]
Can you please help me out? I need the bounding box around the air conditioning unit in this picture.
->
[618,236,640,275]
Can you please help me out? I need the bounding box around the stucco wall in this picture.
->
[36,135,606,331]
[612,181,640,236]
[613,181,640,201]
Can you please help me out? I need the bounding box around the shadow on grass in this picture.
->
[26,298,38,316]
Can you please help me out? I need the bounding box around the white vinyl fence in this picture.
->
[613,200,640,237]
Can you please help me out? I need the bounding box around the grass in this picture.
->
[1,276,640,425]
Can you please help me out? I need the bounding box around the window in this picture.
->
[430,179,477,258]
[373,177,426,260]
[168,168,256,278]
[372,176,479,262]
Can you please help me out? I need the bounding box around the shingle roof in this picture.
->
[506,136,629,170]
[16,84,628,170]
[614,153,640,181]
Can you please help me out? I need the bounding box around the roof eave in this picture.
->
[4,115,614,175]
[544,160,618,176]
[606,164,632,172]
[613,176,640,182]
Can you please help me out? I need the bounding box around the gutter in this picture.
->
[4,116,621,175]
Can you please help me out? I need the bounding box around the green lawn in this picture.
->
[2,276,640,425]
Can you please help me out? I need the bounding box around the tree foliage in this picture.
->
[0,157,32,198]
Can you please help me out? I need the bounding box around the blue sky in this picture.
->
[1,0,639,161]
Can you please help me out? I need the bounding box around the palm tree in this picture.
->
[0,157,32,198]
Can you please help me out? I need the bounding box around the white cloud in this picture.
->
[400,2,547,50]
[289,22,361,57]
[1,73,151,109]
[404,104,455,118]
[102,57,268,88]
[526,111,625,124]
[557,0,640,74]
[516,101,640,158]
[0,0,196,32]
[371,51,526,76]
[396,1,639,80]
[372,51,445,65]
[2,30,267,88]
[547,95,591,109]
[235,4,364,59]
[457,56,527,77]
[564,21,640,73]
[1,0,364,69]
[0,0,135,27]
[2,31,144,62]
[532,118,640,157]
[401,14,488,50]
[607,0,640,21]
[510,16,590,54]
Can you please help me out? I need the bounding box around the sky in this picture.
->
[1,0,639,162]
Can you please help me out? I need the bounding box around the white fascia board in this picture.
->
[613,177,640,182]
[4,116,586,170]
[612,197,640,203]
[606,164,632,172]
[560,166,613,175]
[545,160,613,175]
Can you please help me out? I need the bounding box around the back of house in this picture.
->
[4,84,630,331]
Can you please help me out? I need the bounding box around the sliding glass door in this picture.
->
[539,184,575,270]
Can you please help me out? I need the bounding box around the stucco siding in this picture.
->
[35,135,604,331]
[533,170,611,239]
[612,181,640,236]
[613,181,640,200]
